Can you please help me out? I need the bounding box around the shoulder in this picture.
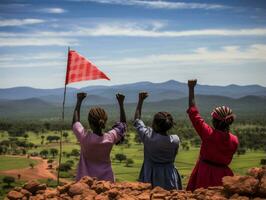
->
[169,134,180,144]
[228,132,239,147]
[133,119,145,127]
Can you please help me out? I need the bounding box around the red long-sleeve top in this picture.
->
[186,106,239,191]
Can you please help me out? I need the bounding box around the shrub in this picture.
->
[70,149,80,157]
[3,176,15,186]
[261,159,266,165]
[125,158,134,167]
[58,163,72,172]
[115,153,127,163]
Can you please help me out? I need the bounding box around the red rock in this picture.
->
[79,176,94,187]
[150,186,170,199]
[223,175,259,195]
[57,183,71,194]
[7,191,23,200]
[68,182,90,197]
[23,181,46,195]
[81,189,97,199]
[229,193,249,200]
[44,189,58,198]
[6,166,266,200]
[20,189,32,197]
[94,193,109,200]
[91,180,111,194]
[137,190,150,200]
[247,167,263,179]
[258,175,266,196]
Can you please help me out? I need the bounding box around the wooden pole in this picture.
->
[57,46,70,185]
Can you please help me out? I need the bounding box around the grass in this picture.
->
[0,130,265,193]
[0,156,38,171]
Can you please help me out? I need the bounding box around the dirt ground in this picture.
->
[0,156,57,181]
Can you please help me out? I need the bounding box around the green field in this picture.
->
[0,130,265,188]
[0,156,38,171]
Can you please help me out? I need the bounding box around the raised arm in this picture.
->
[187,79,212,139]
[116,93,126,123]
[134,92,148,120]
[188,79,197,108]
[72,92,87,125]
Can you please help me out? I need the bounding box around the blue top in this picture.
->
[134,119,182,190]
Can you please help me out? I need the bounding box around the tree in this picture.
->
[0,145,8,154]
[66,160,74,167]
[115,153,127,163]
[29,163,35,169]
[261,159,266,165]
[237,148,246,156]
[41,135,45,145]
[125,158,134,167]
[50,148,58,158]
[71,149,80,157]
[63,132,69,141]
[58,163,72,172]
[3,176,15,187]
[40,149,49,158]
[181,142,190,151]
[23,133,29,140]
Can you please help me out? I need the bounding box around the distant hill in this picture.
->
[0,80,266,106]
[0,95,265,121]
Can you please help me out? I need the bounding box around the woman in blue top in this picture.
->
[133,92,182,190]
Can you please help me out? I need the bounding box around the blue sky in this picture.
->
[0,0,266,88]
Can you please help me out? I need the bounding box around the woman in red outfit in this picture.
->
[186,79,239,191]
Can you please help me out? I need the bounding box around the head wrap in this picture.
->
[211,106,235,125]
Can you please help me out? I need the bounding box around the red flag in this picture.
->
[65,50,110,85]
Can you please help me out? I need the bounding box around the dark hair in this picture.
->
[88,107,108,129]
[153,112,174,133]
[212,118,232,132]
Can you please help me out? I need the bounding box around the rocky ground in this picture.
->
[5,166,266,200]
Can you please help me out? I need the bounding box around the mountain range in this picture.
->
[0,80,265,120]
[1,80,266,105]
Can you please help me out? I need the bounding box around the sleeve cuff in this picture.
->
[187,106,199,114]
[72,121,82,130]
[133,119,145,128]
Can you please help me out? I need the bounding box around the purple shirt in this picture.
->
[72,121,126,182]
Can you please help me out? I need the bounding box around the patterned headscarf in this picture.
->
[211,106,235,125]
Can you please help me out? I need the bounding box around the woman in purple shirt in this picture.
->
[72,92,127,182]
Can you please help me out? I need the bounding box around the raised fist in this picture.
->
[77,92,87,101]
[139,92,149,101]
[188,79,197,88]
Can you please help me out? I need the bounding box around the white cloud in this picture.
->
[1,23,266,38]
[0,19,45,27]
[1,44,265,69]
[39,8,67,14]
[75,0,228,10]
[96,44,266,67]
[0,52,66,62]
[0,38,77,47]
[72,25,266,37]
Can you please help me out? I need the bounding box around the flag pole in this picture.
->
[57,46,70,185]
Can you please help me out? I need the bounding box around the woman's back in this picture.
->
[73,121,126,181]
[142,130,179,163]
[134,119,182,190]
